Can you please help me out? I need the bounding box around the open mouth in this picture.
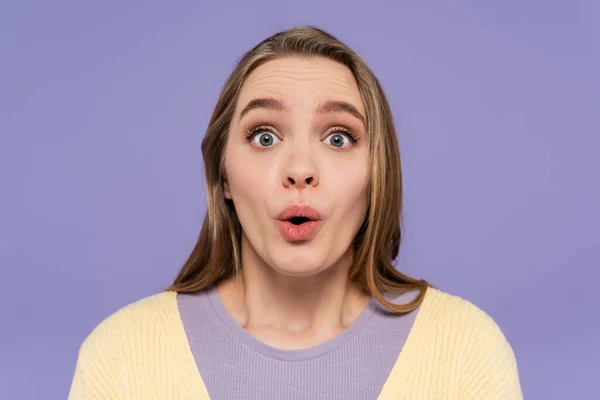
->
[288,216,310,225]
[277,211,322,241]
[276,205,322,241]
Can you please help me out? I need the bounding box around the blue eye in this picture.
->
[251,131,281,147]
[323,133,351,148]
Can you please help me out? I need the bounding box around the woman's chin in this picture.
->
[265,247,344,278]
[269,260,328,278]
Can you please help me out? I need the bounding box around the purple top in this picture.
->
[177,286,420,399]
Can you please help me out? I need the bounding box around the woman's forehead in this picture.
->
[237,57,365,116]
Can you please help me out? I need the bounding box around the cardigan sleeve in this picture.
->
[457,300,524,399]
[68,346,123,399]
[68,317,126,399]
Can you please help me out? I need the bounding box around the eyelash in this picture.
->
[244,125,360,144]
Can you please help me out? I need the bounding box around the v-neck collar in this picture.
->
[167,286,438,400]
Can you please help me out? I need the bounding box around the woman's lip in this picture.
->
[276,220,322,242]
[276,204,322,221]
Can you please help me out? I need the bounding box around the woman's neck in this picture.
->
[215,248,371,350]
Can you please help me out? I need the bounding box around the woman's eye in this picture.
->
[252,132,281,147]
[323,133,351,148]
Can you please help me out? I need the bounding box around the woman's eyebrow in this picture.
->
[316,100,366,127]
[238,97,366,127]
[239,98,288,122]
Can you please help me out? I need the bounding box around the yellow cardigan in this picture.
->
[68,287,523,399]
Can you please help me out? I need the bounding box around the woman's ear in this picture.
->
[223,179,232,199]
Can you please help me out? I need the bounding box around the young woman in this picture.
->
[69,26,522,399]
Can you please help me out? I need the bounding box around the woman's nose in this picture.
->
[284,174,317,188]
[282,154,319,189]
[281,136,320,189]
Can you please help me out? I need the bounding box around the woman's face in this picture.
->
[223,56,370,277]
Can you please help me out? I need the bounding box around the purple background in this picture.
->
[1,1,598,399]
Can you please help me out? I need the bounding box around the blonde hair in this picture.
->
[168,26,432,312]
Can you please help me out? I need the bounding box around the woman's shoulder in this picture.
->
[78,291,180,353]
[421,287,523,397]
[70,291,206,397]
[423,286,518,363]
[425,287,509,334]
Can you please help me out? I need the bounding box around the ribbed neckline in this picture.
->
[205,285,378,361]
